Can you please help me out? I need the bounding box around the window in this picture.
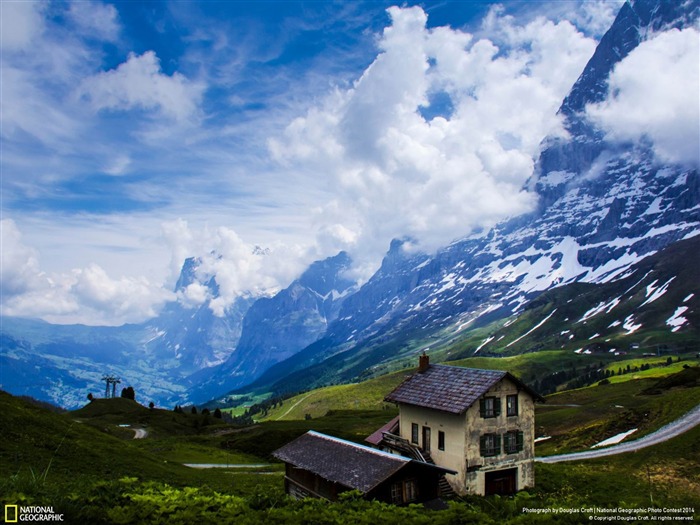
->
[438,430,445,451]
[411,423,419,444]
[391,480,418,504]
[480,396,501,418]
[480,433,501,457]
[422,426,431,452]
[506,394,518,417]
[391,482,403,504]
[403,480,417,502]
[503,431,524,454]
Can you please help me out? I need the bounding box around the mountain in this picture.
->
[463,234,700,358]
[0,251,356,408]
[2,0,698,409]
[0,256,257,408]
[186,252,356,403]
[142,256,255,375]
[217,0,699,398]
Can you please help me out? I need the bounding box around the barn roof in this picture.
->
[273,431,452,493]
[384,364,543,414]
[365,415,399,446]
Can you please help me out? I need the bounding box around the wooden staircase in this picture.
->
[421,451,457,498]
[380,433,457,498]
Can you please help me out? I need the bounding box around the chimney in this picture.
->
[418,351,429,373]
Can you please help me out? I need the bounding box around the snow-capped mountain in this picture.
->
[1,0,697,408]
[186,252,356,402]
[142,256,255,375]
[218,0,699,398]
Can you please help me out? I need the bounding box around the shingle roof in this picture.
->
[364,415,399,446]
[273,431,449,493]
[384,365,542,414]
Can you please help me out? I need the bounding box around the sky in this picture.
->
[1,0,697,326]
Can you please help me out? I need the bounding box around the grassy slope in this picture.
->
[535,367,700,455]
[260,350,595,421]
[534,424,700,509]
[264,350,699,422]
[260,369,409,421]
[0,392,191,485]
[2,384,698,522]
[0,392,286,503]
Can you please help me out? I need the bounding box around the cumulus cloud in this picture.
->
[270,6,596,273]
[79,51,204,121]
[586,27,700,166]
[1,219,174,325]
[1,219,43,296]
[161,220,309,316]
[0,1,44,51]
[570,0,622,38]
[66,1,120,42]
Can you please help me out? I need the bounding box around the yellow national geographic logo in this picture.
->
[5,504,18,523]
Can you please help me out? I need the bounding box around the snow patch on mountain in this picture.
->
[666,306,689,332]
[506,309,557,348]
[640,276,675,306]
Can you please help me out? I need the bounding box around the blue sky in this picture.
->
[6,0,695,325]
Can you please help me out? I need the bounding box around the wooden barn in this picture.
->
[272,430,455,505]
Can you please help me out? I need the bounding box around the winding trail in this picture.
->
[536,404,700,463]
[275,393,313,420]
[132,427,148,439]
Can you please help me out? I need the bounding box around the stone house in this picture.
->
[370,353,544,496]
[272,430,455,505]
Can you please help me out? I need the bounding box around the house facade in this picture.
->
[272,430,455,505]
[378,354,543,496]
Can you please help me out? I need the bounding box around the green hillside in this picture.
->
[2,380,698,523]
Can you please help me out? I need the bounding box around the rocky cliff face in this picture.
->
[227,0,699,398]
[2,0,697,408]
[186,252,356,402]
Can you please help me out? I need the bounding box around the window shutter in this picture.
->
[480,435,486,456]
[516,431,524,452]
[494,397,501,417]
[480,398,486,418]
[495,434,502,454]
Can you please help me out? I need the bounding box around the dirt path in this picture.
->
[536,403,700,463]
[275,393,312,420]
[132,427,148,439]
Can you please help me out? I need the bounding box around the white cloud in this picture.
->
[1,219,174,325]
[72,264,173,321]
[67,1,120,42]
[1,219,43,296]
[78,51,205,121]
[179,282,210,308]
[586,27,700,166]
[270,6,596,275]
[162,221,309,316]
[573,0,622,37]
[0,1,44,51]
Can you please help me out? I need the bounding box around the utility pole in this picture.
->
[101,375,122,398]
[112,377,121,398]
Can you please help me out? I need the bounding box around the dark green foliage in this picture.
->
[121,386,135,400]
[641,366,700,395]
